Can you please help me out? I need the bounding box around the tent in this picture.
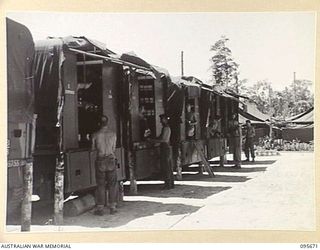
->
[282,124,313,142]
[282,107,314,142]
[286,107,314,125]
[239,102,271,124]
[238,101,270,124]
[238,101,271,142]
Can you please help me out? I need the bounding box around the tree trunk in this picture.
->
[269,123,273,139]
[220,139,227,167]
[54,154,64,225]
[21,160,33,232]
[128,151,137,195]
[118,181,124,202]
[175,145,182,180]
[198,162,204,175]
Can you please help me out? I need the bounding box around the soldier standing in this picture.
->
[229,113,242,168]
[244,120,256,162]
[148,114,174,189]
[92,115,118,215]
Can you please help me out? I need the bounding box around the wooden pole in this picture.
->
[129,151,137,195]
[181,51,184,76]
[269,123,273,139]
[293,72,296,103]
[219,139,226,167]
[176,145,182,180]
[118,181,124,202]
[127,70,138,195]
[221,98,228,166]
[54,153,64,225]
[235,74,239,93]
[21,160,33,232]
[198,162,204,175]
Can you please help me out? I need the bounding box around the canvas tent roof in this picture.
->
[285,123,314,129]
[239,101,270,124]
[282,108,314,142]
[286,107,314,124]
[239,113,266,124]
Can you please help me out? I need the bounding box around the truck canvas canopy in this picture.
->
[34,37,156,136]
[7,18,35,123]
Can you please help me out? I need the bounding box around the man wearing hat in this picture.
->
[148,114,174,189]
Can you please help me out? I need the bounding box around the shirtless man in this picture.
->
[92,115,117,215]
[208,117,222,138]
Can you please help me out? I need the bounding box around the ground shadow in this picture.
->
[63,200,202,229]
[8,200,203,230]
[179,173,250,183]
[183,164,268,173]
[7,201,54,225]
[238,160,277,165]
[209,166,268,173]
[209,160,277,166]
[7,184,231,228]
[131,183,232,199]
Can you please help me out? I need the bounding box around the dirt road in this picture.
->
[6,151,315,232]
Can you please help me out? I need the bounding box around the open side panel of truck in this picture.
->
[129,73,164,180]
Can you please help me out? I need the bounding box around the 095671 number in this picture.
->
[300,244,318,249]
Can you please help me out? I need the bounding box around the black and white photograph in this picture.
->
[5,10,316,236]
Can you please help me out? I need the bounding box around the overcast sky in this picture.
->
[7,12,316,90]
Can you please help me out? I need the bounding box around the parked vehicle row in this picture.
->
[7,19,240,220]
